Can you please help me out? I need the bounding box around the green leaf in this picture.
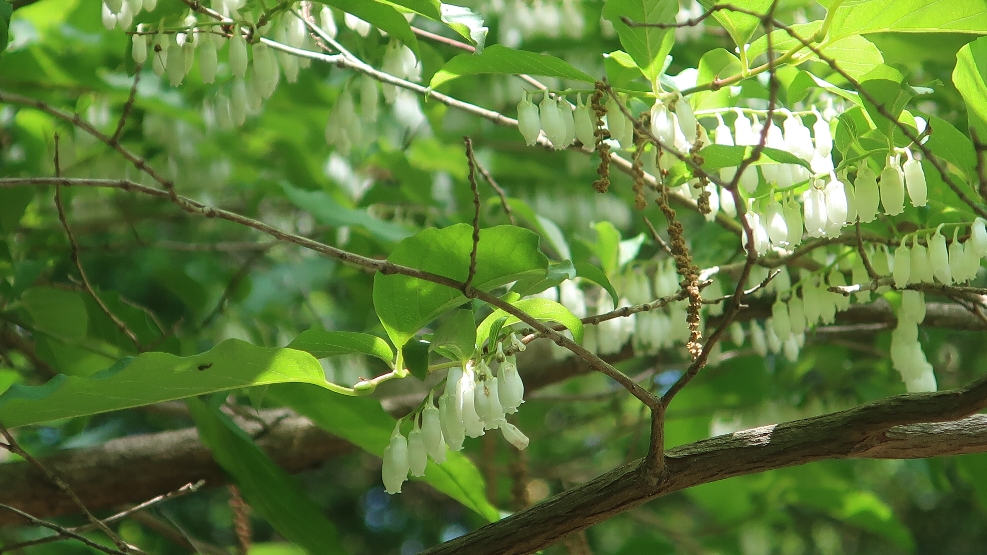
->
[503,198,571,261]
[0,1,11,59]
[697,0,773,50]
[858,65,912,141]
[511,259,576,298]
[828,0,987,41]
[693,48,742,110]
[21,287,88,341]
[925,116,977,178]
[267,383,500,522]
[0,339,328,427]
[746,22,822,63]
[402,339,431,380]
[574,262,619,307]
[321,0,419,53]
[821,34,885,79]
[287,329,394,363]
[953,36,987,142]
[381,0,441,20]
[602,0,678,83]
[431,309,477,363]
[281,184,412,246]
[605,50,646,88]
[835,105,873,156]
[187,398,345,555]
[440,3,488,52]
[373,224,548,348]
[591,221,622,275]
[699,144,812,171]
[429,45,595,89]
[475,298,584,350]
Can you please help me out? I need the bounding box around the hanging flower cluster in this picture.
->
[890,291,936,392]
[517,92,638,151]
[382,335,528,494]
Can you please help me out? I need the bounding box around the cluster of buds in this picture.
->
[382,335,528,494]
[890,291,936,392]
[890,220,987,289]
[102,0,157,30]
[516,91,642,151]
[856,150,928,221]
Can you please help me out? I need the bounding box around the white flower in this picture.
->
[854,165,880,223]
[498,357,524,413]
[651,101,676,146]
[812,109,833,157]
[539,94,567,149]
[893,239,911,288]
[764,199,788,246]
[771,300,791,340]
[382,423,409,494]
[132,31,148,65]
[421,399,446,463]
[458,366,485,438]
[407,425,428,477]
[573,94,596,150]
[674,93,697,143]
[879,156,905,216]
[438,393,465,451]
[229,31,248,79]
[749,320,767,357]
[903,155,927,207]
[499,422,530,450]
[929,228,952,285]
[517,94,541,146]
[823,172,848,227]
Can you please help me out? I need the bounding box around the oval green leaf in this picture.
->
[429,45,595,89]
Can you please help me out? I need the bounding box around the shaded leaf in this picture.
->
[602,0,678,82]
[953,36,987,141]
[475,298,583,350]
[288,329,394,363]
[431,309,476,363]
[430,45,594,89]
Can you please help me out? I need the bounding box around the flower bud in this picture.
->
[498,357,524,413]
[720,187,737,218]
[165,37,185,86]
[749,320,767,357]
[783,198,802,247]
[764,199,788,246]
[407,426,428,477]
[458,367,485,438]
[949,228,972,283]
[903,157,927,207]
[381,424,409,494]
[729,321,745,345]
[893,240,911,288]
[674,93,697,143]
[788,296,807,334]
[771,300,791,340]
[824,173,848,227]
[101,1,118,30]
[765,318,782,353]
[972,218,987,257]
[559,98,576,148]
[879,157,905,216]
[421,401,446,463]
[361,75,379,122]
[151,34,167,76]
[929,228,952,285]
[438,393,465,451]
[517,94,541,146]
[229,30,248,79]
[651,101,676,146]
[802,185,828,238]
[738,166,759,194]
[854,165,880,223]
[605,95,627,148]
[500,422,529,450]
[132,32,148,65]
[344,13,371,37]
[802,285,820,326]
[574,94,596,150]
[197,37,217,83]
[783,332,799,362]
[320,6,338,38]
[901,290,926,324]
[734,109,755,145]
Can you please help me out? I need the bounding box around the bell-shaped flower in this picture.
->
[605,95,627,148]
[900,290,926,324]
[382,423,409,494]
[771,300,791,340]
[783,198,803,246]
[651,100,676,146]
[539,94,567,149]
[929,228,952,285]
[742,211,770,256]
[802,184,828,238]
[893,239,911,288]
[517,94,541,146]
[421,398,446,463]
[948,228,970,283]
[720,187,737,217]
[783,112,814,161]
[674,93,697,143]
[500,422,529,450]
[438,393,465,451]
[972,218,987,257]
[407,424,428,477]
[764,198,788,246]
[903,155,927,207]
[703,183,719,222]
[879,156,905,216]
[458,366,485,438]
[559,97,576,147]
[823,172,848,227]
[788,296,807,335]
[229,31,248,79]
[749,320,768,356]
[498,357,524,413]
[854,165,879,223]
[734,109,755,146]
[910,236,934,284]
[573,94,596,150]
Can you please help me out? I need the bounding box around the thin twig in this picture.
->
[463,137,482,295]
[1,481,204,552]
[112,66,142,143]
[0,503,132,555]
[52,136,142,351]
[643,216,674,256]
[0,424,138,554]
